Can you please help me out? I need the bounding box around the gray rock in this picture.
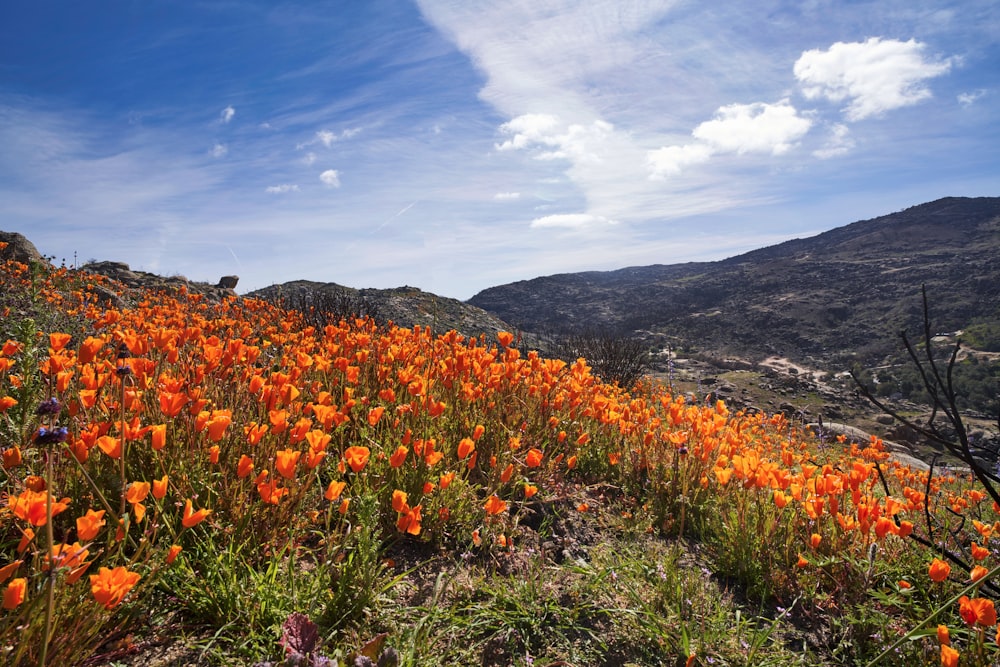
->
[217,275,239,289]
[0,231,47,265]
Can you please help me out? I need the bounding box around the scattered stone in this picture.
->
[217,275,239,289]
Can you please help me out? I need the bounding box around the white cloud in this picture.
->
[316,130,336,147]
[220,106,235,123]
[211,143,228,158]
[693,100,812,155]
[265,184,300,194]
[493,191,520,200]
[302,152,317,165]
[794,38,953,121]
[495,114,560,151]
[958,89,987,107]
[647,143,714,179]
[319,169,341,187]
[812,123,855,159]
[530,213,615,228]
[647,100,811,178]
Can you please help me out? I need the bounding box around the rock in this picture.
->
[217,275,239,289]
[0,231,47,266]
[876,414,895,425]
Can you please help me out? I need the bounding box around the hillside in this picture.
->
[468,197,1000,367]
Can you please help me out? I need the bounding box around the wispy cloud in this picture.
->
[211,143,228,158]
[493,191,520,200]
[220,106,235,123]
[958,89,987,107]
[265,184,300,194]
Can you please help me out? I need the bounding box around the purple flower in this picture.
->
[35,397,60,416]
[34,426,69,445]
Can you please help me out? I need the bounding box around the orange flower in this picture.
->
[525,449,543,468]
[929,558,951,583]
[970,565,989,583]
[367,406,385,426]
[484,495,507,515]
[608,452,621,466]
[237,455,254,479]
[96,436,122,459]
[0,396,17,412]
[275,449,301,480]
[389,445,408,468]
[500,463,514,483]
[472,424,485,441]
[809,533,822,549]
[524,484,538,499]
[2,578,26,610]
[344,445,370,473]
[125,481,150,505]
[325,480,346,502]
[90,566,141,609]
[457,437,475,459]
[0,560,21,584]
[392,490,409,513]
[566,455,577,470]
[150,423,167,451]
[2,446,21,469]
[9,489,70,526]
[936,624,950,646]
[208,445,220,465]
[205,411,232,442]
[152,475,169,500]
[497,331,514,347]
[181,499,211,528]
[396,505,422,535]
[940,645,958,667]
[166,544,182,565]
[971,542,990,561]
[958,595,996,627]
[76,509,106,541]
[796,554,809,568]
[439,471,455,490]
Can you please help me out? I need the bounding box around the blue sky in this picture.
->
[1,1,997,300]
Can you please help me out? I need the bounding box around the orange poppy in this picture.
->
[928,558,951,583]
[325,480,346,502]
[483,495,507,515]
[2,578,26,610]
[275,449,301,480]
[344,446,370,473]
[90,566,141,609]
[181,499,211,528]
[76,509,106,541]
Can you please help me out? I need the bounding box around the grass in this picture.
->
[1,250,999,666]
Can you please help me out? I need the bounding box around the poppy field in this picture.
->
[2,246,999,666]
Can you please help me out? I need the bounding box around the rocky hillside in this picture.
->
[246,280,514,341]
[468,196,1000,368]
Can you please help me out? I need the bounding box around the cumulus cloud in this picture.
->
[794,38,953,121]
[647,100,811,178]
[265,184,300,194]
[693,100,812,155]
[812,124,855,159]
[319,169,341,187]
[220,106,235,123]
[493,191,520,200]
[496,114,615,164]
[530,213,615,228]
[211,143,228,158]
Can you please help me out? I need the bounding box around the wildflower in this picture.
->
[2,446,21,469]
[96,435,122,459]
[389,445,408,468]
[76,509,106,541]
[936,624,950,646]
[34,426,69,445]
[275,449,301,479]
[237,455,254,479]
[3,578,26,610]
[90,566,141,609]
[9,489,70,526]
[484,495,507,515]
[525,449,543,468]
[473,424,485,441]
[166,545,182,565]
[0,396,17,412]
[344,445,370,473]
[970,565,989,584]
[35,397,61,416]
[367,406,385,426]
[0,561,21,585]
[325,480,346,502]
[958,595,996,627]
[181,499,211,528]
[392,490,409,513]
[796,554,809,568]
[150,423,167,451]
[971,542,990,561]
[397,505,422,535]
[152,475,169,500]
[940,645,958,667]
[928,558,951,583]
[440,471,455,489]
[810,533,822,549]
[457,437,475,459]
[524,484,538,499]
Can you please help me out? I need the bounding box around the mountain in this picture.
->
[246,280,514,340]
[467,197,1000,367]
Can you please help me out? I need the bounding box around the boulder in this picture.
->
[217,275,239,289]
[0,231,46,265]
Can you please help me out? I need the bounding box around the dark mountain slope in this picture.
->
[468,197,1000,365]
